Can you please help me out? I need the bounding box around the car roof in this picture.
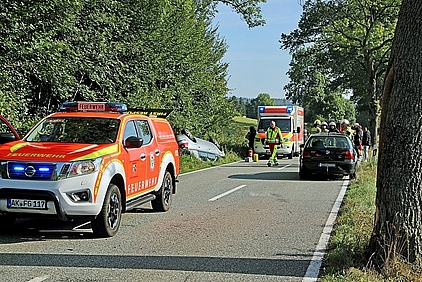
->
[308,133,345,137]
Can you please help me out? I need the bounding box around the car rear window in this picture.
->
[306,136,349,149]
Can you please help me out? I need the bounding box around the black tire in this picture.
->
[0,213,16,229]
[299,166,310,180]
[152,171,173,212]
[91,184,122,237]
[288,145,293,159]
[181,129,196,143]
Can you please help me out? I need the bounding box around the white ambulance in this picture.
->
[254,105,305,159]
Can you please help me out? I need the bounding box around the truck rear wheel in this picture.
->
[91,183,122,237]
[152,171,173,212]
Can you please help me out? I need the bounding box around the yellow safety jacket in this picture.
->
[266,127,282,144]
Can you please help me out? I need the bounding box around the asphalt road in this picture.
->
[0,158,348,282]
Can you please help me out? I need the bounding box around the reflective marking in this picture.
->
[302,179,349,282]
[277,164,291,170]
[208,185,247,202]
[27,275,50,282]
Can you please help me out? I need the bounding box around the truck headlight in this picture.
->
[67,158,101,178]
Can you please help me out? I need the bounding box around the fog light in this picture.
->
[67,190,91,202]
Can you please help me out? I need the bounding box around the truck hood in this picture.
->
[0,141,119,162]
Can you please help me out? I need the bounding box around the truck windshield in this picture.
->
[258,119,291,132]
[25,117,120,144]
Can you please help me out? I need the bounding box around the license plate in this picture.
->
[318,163,336,168]
[7,199,47,210]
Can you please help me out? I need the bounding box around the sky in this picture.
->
[212,0,303,99]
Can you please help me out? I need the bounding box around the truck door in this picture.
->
[135,120,159,189]
[123,120,147,197]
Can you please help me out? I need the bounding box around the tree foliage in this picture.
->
[198,0,267,27]
[280,0,400,140]
[0,0,245,137]
[245,93,275,118]
[284,45,355,124]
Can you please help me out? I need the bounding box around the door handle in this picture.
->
[155,149,160,156]
[140,154,146,161]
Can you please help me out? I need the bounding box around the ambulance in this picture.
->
[254,105,305,159]
[0,102,180,237]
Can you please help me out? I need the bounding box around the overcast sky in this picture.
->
[213,0,303,99]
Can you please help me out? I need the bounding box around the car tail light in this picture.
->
[303,149,311,159]
[345,150,354,159]
[179,141,189,149]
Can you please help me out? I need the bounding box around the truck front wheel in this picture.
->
[152,171,173,212]
[91,183,122,237]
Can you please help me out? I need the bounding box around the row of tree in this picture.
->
[280,0,400,143]
[0,0,267,138]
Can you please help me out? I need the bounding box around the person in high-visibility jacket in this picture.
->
[265,120,283,167]
[309,119,321,135]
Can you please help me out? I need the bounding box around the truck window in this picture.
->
[123,121,138,141]
[135,120,152,145]
[258,119,291,132]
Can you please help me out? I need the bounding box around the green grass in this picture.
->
[321,160,422,281]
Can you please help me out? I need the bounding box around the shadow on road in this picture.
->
[228,171,300,181]
[0,252,310,278]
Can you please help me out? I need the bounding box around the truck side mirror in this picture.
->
[125,136,143,148]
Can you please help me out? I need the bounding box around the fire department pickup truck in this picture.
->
[0,102,180,237]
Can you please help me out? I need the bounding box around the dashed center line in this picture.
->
[277,164,292,170]
[27,276,50,282]
[208,185,247,202]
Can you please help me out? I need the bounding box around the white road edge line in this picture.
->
[27,275,50,282]
[302,179,349,282]
[277,164,292,170]
[208,185,247,202]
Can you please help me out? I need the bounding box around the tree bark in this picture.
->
[371,0,422,264]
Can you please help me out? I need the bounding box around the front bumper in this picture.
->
[0,173,103,220]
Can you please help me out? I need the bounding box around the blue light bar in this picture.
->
[13,166,25,171]
[286,105,293,113]
[38,167,50,172]
[258,106,265,113]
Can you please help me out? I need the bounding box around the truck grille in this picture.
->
[7,162,56,180]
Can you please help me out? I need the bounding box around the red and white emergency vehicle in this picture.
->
[0,102,180,237]
[255,105,305,159]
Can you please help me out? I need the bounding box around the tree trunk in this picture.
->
[370,0,422,264]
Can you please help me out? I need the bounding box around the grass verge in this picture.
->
[320,160,422,281]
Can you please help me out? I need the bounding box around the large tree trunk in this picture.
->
[370,0,422,264]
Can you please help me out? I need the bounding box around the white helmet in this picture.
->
[342,119,349,125]
[321,121,328,126]
[329,121,336,126]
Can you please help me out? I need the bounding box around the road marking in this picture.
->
[208,185,247,202]
[27,276,50,282]
[181,161,243,176]
[277,164,291,170]
[302,179,349,282]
